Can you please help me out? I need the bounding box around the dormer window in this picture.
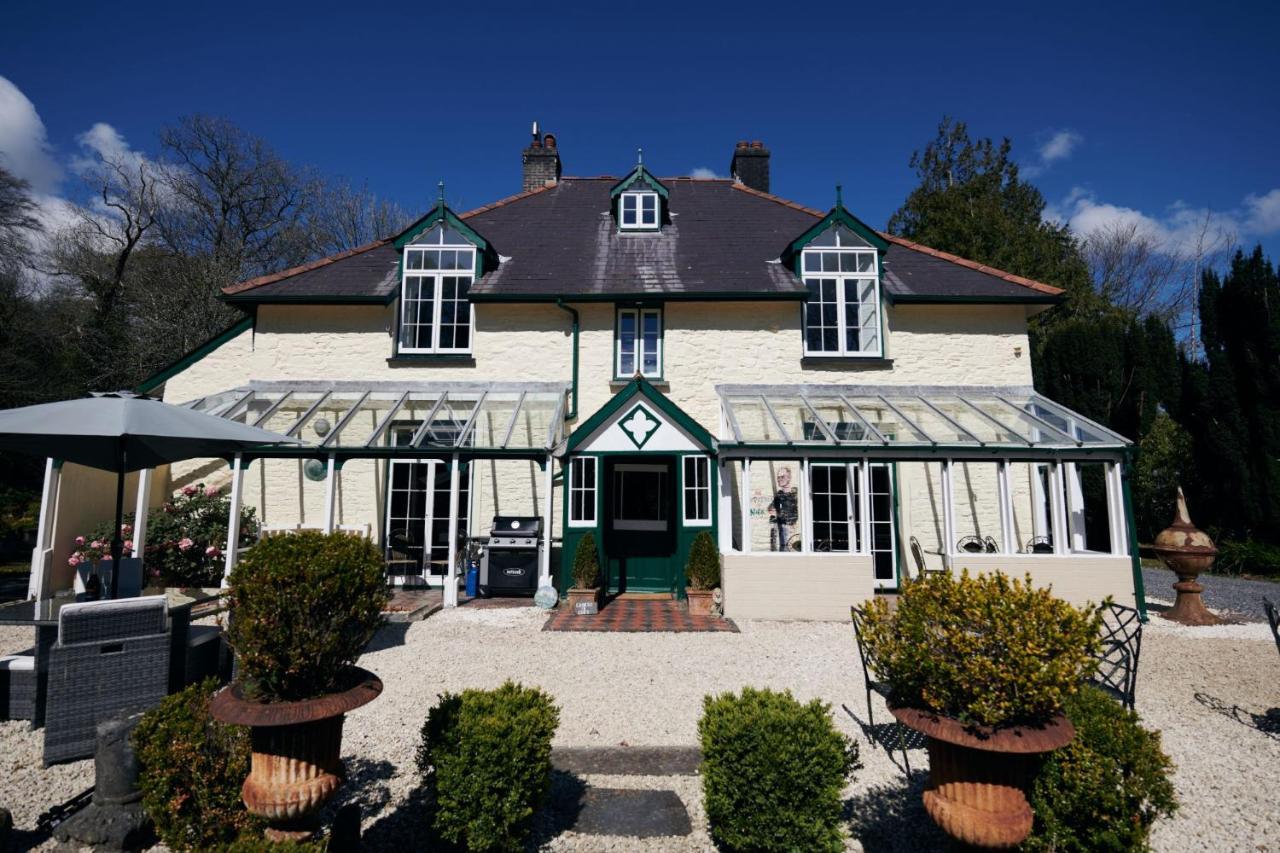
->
[801,247,881,357]
[620,191,659,230]
[399,225,476,354]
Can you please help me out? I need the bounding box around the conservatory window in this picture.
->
[620,191,659,230]
[802,248,881,357]
[399,244,476,354]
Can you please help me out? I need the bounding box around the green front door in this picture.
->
[603,456,677,593]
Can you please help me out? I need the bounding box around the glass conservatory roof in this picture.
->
[716,385,1129,451]
[179,381,568,454]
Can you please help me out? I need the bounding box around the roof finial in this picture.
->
[835,184,843,209]
[637,147,643,167]
[438,181,446,206]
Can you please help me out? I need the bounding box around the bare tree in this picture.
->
[312,179,411,253]
[0,166,42,273]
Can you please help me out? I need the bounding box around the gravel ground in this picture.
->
[1142,564,1280,622]
[3,607,1278,852]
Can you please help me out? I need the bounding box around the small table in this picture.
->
[0,587,224,728]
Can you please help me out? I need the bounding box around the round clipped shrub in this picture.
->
[685,530,721,590]
[227,529,389,702]
[1024,686,1177,852]
[132,678,260,850]
[571,532,599,589]
[416,681,560,852]
[699,687,860,853]
[858,570,1103,728]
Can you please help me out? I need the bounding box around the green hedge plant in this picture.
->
[1024,686,1177,852]
[571,533,599,589]
[132,678,261,850]
[858,571,1103,728]
[699,687,859,853]
[417,681,560,852]
[685,530,720,590]
[226,530,389,702]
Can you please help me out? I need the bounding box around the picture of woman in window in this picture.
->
[768,465,799,551]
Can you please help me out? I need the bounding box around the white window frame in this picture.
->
[399,243,476,355]
[619,191,660,230]
[801,246,882,358]
[568,456,598,528]
[682,455,712,526]
[616,307,662,378]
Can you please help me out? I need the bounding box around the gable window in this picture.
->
[569,457,597,527]
[682,455,712,525]
[616,307,662,378]
[802,248,881,357]
[620,192,659,230]
[399,244,476,354]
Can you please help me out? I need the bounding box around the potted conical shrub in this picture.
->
[567,533,601,614]
[211,531,390,842]
[857,571,1102,850]
[685,531,721,617]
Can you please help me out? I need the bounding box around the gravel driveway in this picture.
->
[1142,565,1280,622]
[3,607,1278,851]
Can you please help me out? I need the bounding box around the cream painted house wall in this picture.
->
[722,553,876,620]
[152,297,1039,573]
[949,554,1136,610]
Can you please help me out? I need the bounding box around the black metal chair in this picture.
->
[982,535,1001,553]
[908,536,948,580]
[1024,535,1053,554]
[1089,602,1143,710]
[1264,597,1280,658]
[850,605,911,772]
[956,535,986,553]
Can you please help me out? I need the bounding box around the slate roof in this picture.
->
[223,178,1064,304]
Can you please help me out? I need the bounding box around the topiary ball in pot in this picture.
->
[857,570,1104,849]
[684,531,721,617]
[212,530,391,842]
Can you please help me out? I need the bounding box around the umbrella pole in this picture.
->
[110,449,126,599]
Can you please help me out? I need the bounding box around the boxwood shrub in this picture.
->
[858,570,1103,727]
[416,681,560,852]
[699,687,859,853]
[226,530,389,701]
[1024,686,1177,852]
[685,530,721,590]
[132,678,261,851]
[571,532,599,589]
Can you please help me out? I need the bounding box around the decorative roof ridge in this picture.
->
[221,240,389,295]
[875,233,1065,296]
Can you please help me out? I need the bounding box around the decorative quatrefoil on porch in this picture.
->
[619,404,660,449]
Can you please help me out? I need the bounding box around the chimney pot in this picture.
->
[544,133,557,150]
[729,139,771,193]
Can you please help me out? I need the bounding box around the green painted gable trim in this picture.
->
[565,376,716,452]
[136,315,253,395]
[609,164,669,200]
[392,202,492,252]
[784,206,890,261]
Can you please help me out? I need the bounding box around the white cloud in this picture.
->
[0,75,62,193]
[1039,130,1082,165]
[689,167,721,179]
[1045,185,1280,254]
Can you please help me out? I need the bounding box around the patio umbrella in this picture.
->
[0,391,301,597]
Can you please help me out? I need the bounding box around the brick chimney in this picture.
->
[729,140,770,193]
[522,121,561,193]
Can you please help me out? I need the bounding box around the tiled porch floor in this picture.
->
[543,598,739,633]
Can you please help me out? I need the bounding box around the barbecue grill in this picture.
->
[479,515,542,597]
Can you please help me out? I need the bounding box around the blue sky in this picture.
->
[2,0,1278,260]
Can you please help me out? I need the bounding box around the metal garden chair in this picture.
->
[1264,597,1280,658]
[1089,602,1143,710]
[850,604,911,773]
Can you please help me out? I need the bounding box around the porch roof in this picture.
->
[715,384,1130,458]
[177,380,568,458]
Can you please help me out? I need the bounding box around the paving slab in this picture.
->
[570,787,691,838]
[553,746,701,776]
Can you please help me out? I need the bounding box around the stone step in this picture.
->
[570,788,692,838]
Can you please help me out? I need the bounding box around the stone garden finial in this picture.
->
[1151,486,1224,625]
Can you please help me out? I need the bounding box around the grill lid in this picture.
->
[489,516,543,537]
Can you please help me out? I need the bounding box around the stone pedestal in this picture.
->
[54,712,154,851]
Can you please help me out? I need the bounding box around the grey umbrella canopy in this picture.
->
[0,392,301,597]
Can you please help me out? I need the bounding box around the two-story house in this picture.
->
[29,128,1143,621]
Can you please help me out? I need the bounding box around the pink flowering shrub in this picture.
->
[75,482,259,587]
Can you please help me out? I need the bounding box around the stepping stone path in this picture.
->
[549,746,699,840]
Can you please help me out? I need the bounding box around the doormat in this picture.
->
[543,599,738,633]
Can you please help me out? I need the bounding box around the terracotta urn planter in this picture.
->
[685,587,715,617]
[1151,487,1223,626]
[210,667,382,841]
[566,587,601,614]
[892,707,1075,850]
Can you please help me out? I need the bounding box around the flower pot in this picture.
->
[567,587,601,614]
[892,707,1074,850]
[210,667,382,842]
[685,587,715,617]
